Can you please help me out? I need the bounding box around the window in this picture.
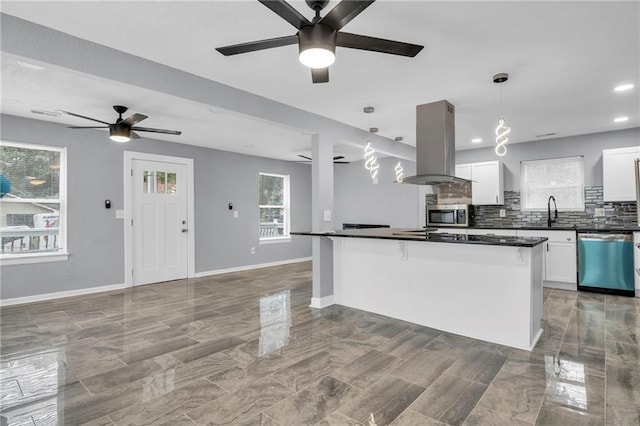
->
[259,173,290,240]
[520,156,584,211]
[0,141,67,262]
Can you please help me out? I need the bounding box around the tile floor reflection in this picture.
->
[1,261,639,425]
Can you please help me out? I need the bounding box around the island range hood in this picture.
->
[402,100,470,185]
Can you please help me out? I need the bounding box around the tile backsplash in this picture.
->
[426,186,638,228]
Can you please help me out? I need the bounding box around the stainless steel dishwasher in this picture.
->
[577,232,635,296]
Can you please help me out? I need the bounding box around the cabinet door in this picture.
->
[546,241,577,284]
[455,163,472,180]
[471,161,504,205]
[603,146,640,201]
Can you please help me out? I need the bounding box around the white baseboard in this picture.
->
[310,295,335,309]
[0,283,126,307]
[194,257,311,278]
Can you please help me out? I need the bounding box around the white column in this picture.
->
[310,133,335,308]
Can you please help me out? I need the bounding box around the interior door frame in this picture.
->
[123,151,195,287]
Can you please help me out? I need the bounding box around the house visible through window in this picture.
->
[0,141,66,258]
[520,156,585,211]
[259,173,290,240]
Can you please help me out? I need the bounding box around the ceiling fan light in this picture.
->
[298,24,336,69]
[109,124,131,143]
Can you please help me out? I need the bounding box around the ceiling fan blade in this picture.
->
[320,0,375,31]
[67,125,109,129]
[311,67,329,84]
[130,131,141,139]
[60,110,110,125]
[258,0,311,29]
[216,35,298,56]
[336,32,423,57]
[298,155,312,160]
[333,156,345,160]
[122,113,148,126]
[131,126,182,135]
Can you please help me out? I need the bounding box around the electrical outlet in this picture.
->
[250,247,255,255]
[594,208,605,217]
[499,209,506,218]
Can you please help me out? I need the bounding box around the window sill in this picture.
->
[0,252,69,266]
[259,237,291,245]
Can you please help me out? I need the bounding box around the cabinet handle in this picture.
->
[636,243,640,249]
[567,238,571,241]
[546,243,549,252]
[495,195,498,203]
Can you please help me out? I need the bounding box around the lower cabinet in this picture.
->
[516,230,577,289]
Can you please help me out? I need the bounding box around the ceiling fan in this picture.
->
[297,154,350,164]
[61,105,182,143]
[216,0,424,83]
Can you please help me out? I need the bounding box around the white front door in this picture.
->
[132,159,189,286]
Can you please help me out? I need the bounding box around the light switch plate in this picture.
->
[594,208,605,217]
[499,209,506,218]
[234,210,239,218]
[323,210,332,222]
[115,209,125,219]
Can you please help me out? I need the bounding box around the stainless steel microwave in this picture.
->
[426,204,474,227]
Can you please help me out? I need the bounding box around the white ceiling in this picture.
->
[1,1,638,162]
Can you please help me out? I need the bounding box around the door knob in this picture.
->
[181,228,188,233]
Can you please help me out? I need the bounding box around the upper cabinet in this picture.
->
[454,163,472,180]
[456,160,504,205]
[603,146,640,201]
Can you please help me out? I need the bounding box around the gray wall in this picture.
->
[456,127,640,190]
[334,157,425,229]
[1,114,312,300]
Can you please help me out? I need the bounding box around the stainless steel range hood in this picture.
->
[402,100,470,185]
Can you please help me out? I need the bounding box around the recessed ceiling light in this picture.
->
[471,138,482,143]
[614,116,629,123]
[16,61,44,71]
[614,83,634,92]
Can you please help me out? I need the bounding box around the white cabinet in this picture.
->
[456,161,504,205]
[517,230,577,288]
[603,146,640,201]
[455,164,472,180]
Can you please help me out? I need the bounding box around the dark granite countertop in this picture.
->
[462,224,640,233]
[291,228,547,247]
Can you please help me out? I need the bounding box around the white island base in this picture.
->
[332,237,544,351]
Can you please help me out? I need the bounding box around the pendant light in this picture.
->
[362,107,379,181]
[493,73,511,157]
[393,137,404,182]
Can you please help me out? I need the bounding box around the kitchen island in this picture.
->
[292,228,547,351]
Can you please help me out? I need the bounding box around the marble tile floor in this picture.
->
[1,261,639,425]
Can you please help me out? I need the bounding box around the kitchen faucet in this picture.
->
[547,195,558,228]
